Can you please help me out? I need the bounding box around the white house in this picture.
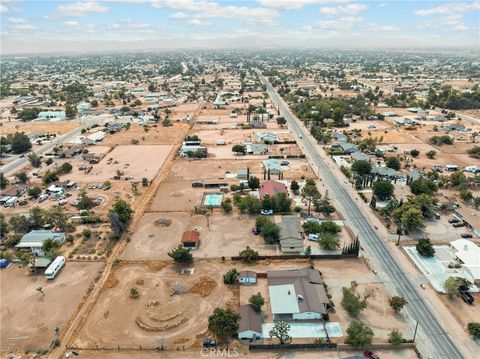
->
[451,239,480,285]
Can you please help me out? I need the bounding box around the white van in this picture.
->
[44,256,65,280]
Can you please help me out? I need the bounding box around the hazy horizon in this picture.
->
[1,0,479,55]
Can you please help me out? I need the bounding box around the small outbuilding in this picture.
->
[181,231,200,249]
[239,270,257,285]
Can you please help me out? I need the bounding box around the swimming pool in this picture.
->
[202,193,224,207]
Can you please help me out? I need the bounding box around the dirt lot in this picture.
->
[318,259,409,342]
[162,158,315,183]
[0,121,79,135]
[70,144,173,182]
[148,180,205,212]
[0,261,103,352]
[101,123,187,146]
[74,261,235,350]
[437,292,480,333]
[122,212,275,261]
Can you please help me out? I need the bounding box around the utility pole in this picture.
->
[413,321,419,342]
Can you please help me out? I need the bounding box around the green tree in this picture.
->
[319,233,341,250]
[301,183,320,215]
[319,221,341,235]
[15,172,29,184]
[249,292,265,312]
[345,321,374,348]
[9,215,30,234]
[43,170,59,185]
[141,178,149,187]
[385,156,401,170]
[45,206,69,231]
[65,104,77,119]
[410,149,420,157]
[0,173,8,189]
[28,152,41,167]
[314,191,336,217]
[208,308,240,342]
[372,180,394,200]
[443,276,460,297]
[42,238,61,257]
[302,220,321,234]
[28,186,42,199]
[29,206,45,229]
[394,205,424,232]
[77,192,95,210]
[58,162,73,175]
[223,268,239,285]
[0,213,9,238]
[269,321,292,345]
[351,160,372,176]
[11,132,32,154]
[248,176,260,190]
[467,146,480,159]
[276,117,287,126]
[168,245,193,263]
[388,330,405,345]
[416,238,435,257]
[409,178,438,196]
[111,200,133,225]
[467,322,480,339]
[426,150,436,159]
[239,246,259,263]
[389,296,408,313]
[290,180,300,193]
[341,287,367,317]
[260,220,280,244]
[221,200,232,214]
[232,144,246,155]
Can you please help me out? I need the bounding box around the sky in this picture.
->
[0,0,479,54]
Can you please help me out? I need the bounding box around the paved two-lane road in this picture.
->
[256,69,466,359]
[1,117,104,177]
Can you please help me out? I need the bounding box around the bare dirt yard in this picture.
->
[438,292,480,334]
[148,180,204,212]
[0,121,79,135]
[316,259,410,343]
[70,144,173,182]
[122,211,276,260]
[162,158,315,183]
[102,123,187,146]
[0,261,103,352]
[73,260,235,350]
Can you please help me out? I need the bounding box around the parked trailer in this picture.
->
[44,256,65,280]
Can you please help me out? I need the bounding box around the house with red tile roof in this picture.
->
[259,180,288,198]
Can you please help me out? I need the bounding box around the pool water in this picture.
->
[203,194,223,206]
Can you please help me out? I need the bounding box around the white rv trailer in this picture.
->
[44,256,65,280]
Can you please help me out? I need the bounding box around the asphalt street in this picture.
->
[1,117,104,177]
[256,69,465,359]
